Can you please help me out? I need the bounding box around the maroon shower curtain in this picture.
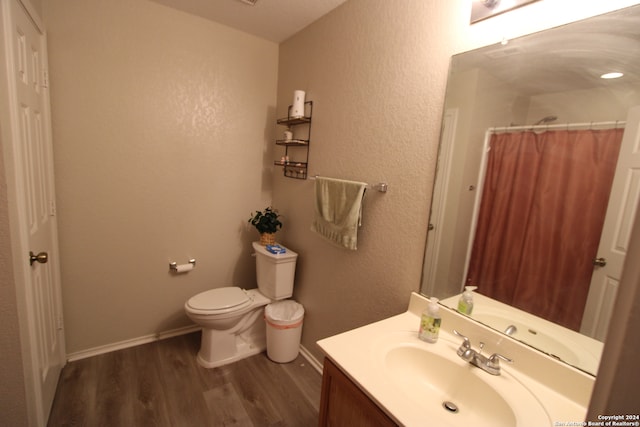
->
[466,128,623,331]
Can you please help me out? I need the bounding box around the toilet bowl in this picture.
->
[185,242,298,368]
[185,288,271,368]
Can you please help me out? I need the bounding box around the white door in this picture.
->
[1,0,65,424]
[581,106,640,341]
[422,109,458,296]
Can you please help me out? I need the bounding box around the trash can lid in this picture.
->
[265,300,304,322]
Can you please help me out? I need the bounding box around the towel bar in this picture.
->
[310,175,388,193]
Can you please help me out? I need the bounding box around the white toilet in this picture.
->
[184,241,298,368]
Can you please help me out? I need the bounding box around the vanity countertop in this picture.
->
[317,292,593,427]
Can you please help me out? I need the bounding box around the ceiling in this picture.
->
[149,1,640,96]
[150,0,349,43]
[454,5,640,95]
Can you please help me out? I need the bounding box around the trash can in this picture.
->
[264,300,305,363]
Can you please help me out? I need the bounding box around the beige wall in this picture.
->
[41,0,640,360]
[44,0,279,354]
[527,86,640,123]
[274,0,640,361]
[274,0,455,360]
[0,0,634,422]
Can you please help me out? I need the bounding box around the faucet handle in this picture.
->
[453,330,475,361]
[453,330,470,348]
[488,353,513,370]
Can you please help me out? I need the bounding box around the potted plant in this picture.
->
[248,206,282,245]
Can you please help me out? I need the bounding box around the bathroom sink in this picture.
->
[385,345,515,426]
[371,332,551,427]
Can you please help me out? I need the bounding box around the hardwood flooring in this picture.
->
[47,332,322,427]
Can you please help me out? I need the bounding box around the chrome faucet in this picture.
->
[504,324,518,336]
[453,330,512,376]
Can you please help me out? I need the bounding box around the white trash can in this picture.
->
[264,300,304,363]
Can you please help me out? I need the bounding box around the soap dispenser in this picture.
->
[419,298,441,343]
[457,286,478,315]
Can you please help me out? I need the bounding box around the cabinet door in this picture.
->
[319,358,397,427]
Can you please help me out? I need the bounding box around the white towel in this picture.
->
[311,177,367,250]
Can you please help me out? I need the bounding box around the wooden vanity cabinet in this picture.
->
[319,358,398,427]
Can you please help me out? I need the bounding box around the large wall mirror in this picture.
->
[421,5,640,376]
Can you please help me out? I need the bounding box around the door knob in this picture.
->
[593,257,607,267]
[29,251,48,266]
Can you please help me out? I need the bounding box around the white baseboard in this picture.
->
[66,324,201,362]
[299,344,324,375]
[66,324,325,378]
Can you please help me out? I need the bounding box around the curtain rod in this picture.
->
[309,175,388,193]
[489,120,626,133]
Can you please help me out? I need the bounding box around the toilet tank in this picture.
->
[252,241,298,300]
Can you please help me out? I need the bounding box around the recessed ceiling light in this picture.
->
[600,72,624,79]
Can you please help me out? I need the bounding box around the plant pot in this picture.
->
[260,233,276,246]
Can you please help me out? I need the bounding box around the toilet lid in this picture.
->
[186,287,251,312]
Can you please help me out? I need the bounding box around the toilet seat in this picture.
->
[186,287,252,315]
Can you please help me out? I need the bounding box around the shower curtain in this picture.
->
[466,128,624,331]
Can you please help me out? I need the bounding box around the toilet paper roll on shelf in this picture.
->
[291,90,305,118]
[170,259,196,273]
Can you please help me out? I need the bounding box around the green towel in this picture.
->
[311,177,367,250]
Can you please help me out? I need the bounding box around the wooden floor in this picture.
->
[47,332,322,427]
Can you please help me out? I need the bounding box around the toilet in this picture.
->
[184,241,298,368]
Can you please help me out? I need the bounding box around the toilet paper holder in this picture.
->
[169,259,196,271]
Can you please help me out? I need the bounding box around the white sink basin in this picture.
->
[372,332,551,427]
[385,346,516,426]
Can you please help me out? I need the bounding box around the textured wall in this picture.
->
[273,0,640,362]
[41,0,640,358]
[44,0,279,354]
[0,0,625,423]
[273,0,457,360]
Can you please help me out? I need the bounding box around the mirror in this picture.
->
[421,5,640,376]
